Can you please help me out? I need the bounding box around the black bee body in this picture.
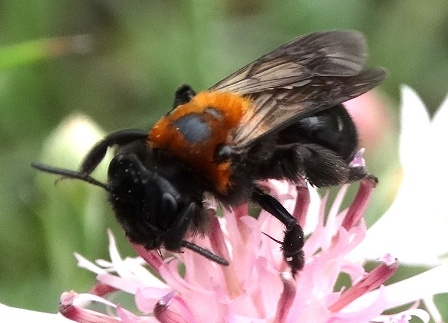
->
[32,30,386,275]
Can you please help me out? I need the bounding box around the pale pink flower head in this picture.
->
[56,168,445,323]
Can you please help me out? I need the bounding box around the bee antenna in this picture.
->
[31,162,110,192]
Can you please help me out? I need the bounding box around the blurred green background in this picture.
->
[1,0,447,317]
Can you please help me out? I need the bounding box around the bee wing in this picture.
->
[209,30,370,94]
[208,30,386,151]
[230,68,386,149]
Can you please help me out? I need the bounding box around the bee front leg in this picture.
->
[252,188,304,277]
[166,202,229,266]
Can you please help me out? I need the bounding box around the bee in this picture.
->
[32,30,386,276]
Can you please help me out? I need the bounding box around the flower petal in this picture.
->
[380,264,448,310]
[351,86,448,265]
[399,85,431,171]
[59,291,120,322]
[0,302,71,322]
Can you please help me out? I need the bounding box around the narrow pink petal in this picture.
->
[106,230,153,281]
[329,259,398,312]
[335,220,367,256]
[135,287,173,313]
[341,176,377,231]
[209,216,244,298]
[398,309,430,323]
[96,273,142,294]
[339,261,366,283]
[59,291,120,323]
[75,252,107,274]
[378,253,396,266]
[222,204,251,252]
[158,258,213,294]
[132,243,164,271]
[302,193,329,255]
[153,291,196,323]
[209,212,231,262]
[327,286,388,323]
[88,282,117,297]
[292,183,310,229]
[373,309,430,323]
[107,230,122,265]
[274,273,296,323]
[328,185,348,226]
[349,148,366,168]
[248,257,284,317]
[235,214,262,270]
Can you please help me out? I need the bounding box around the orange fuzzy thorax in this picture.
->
[148,91,251,193]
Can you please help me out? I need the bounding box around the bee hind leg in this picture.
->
[252,188,304,277]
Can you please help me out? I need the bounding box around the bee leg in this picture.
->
[347,166,371,183]
[181,240,229,266]
[79,129,148,176]
[165,202,229,266]
[252,188,304,276]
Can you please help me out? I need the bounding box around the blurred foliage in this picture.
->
[0,0,447,318]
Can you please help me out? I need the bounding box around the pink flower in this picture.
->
[56,172,445,323]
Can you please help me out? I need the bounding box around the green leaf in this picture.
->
[0,35,92,70]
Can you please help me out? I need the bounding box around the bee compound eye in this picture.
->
[160,192,179,217]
